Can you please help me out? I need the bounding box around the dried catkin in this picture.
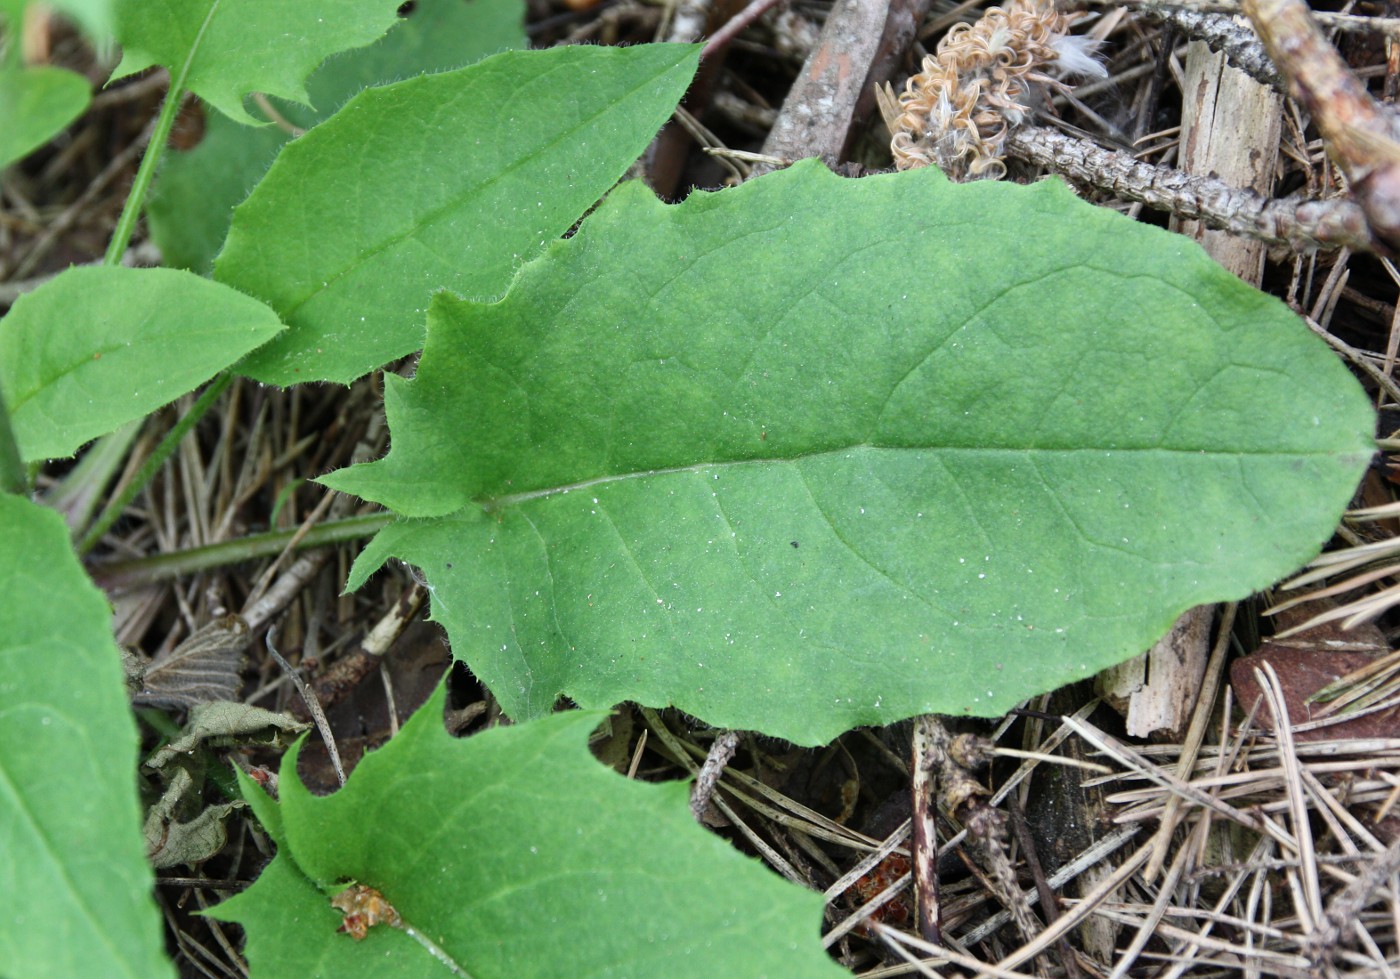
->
[889,0,1104,180]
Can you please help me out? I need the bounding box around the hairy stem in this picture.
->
[103,1,219,265]
[102,75,186,266]
[90,511,393,591]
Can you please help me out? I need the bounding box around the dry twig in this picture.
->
[1243,0,1400,252]
[1007,126,1376,250]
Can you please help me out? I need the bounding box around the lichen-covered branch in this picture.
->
[1008,125,1376,251]
[1133,8,1281,89]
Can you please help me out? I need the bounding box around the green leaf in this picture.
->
[112,0,404,125]
[210,854,349,977]
[0,66,91,168]
[1,0,113,42]
[147,0,525,275]
[0,495,173,978]
[327,161,1375,745]
[144,119,286,276]
[218,43,700,386]
[0,265,284,461]
[209,685,846,978]
[234,765,285,849]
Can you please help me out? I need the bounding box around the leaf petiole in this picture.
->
[104,3,221,266]
[77,373,232,555]
[90,510,393,590]
[0,380,27,495]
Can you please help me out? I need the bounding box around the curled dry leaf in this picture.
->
[136,614,250,709]
[145,702,308,770]
[142,766,246,869]
[1235,601,1397,741]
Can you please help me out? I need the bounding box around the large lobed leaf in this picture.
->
[0,265,284,461]
[113,0,404,125]
[209,685,846,978]
[148,0,525,275]
[0,496,173,978]
[218,43,700,386]
[328,161,1375,745]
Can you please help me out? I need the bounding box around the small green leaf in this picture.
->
[112,0,404,125]
[147,0,525,275]
[0,495,173,978]
[0,66,91,168]
[218,43,700,386]
[328,161,1374,745]
[0,265,284,461]
[210,685,846,978]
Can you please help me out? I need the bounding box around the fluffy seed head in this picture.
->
[888,0,1103,179]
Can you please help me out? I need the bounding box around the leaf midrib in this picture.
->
[477,442,1359,510]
